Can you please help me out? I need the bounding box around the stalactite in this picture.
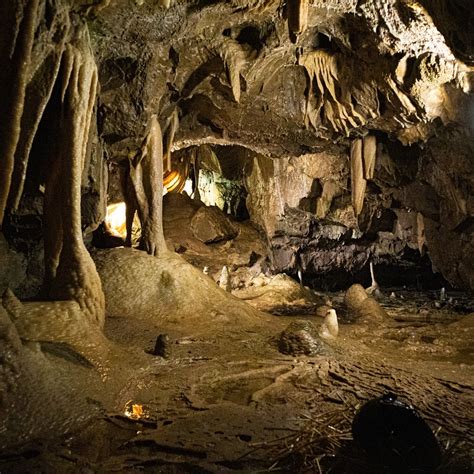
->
[362,135,377,180]
[0,0,40,225]
[192,148,201,201]
[386,76,420,123]
[416,212,425,254]
[299,50,366,135]
[288,0,309,43]
[123,153,139,248]
[8,51,65,210]
[219,38,247,103]
[316,181,339,219]
[350,138,366,216]
[162,108,179,173]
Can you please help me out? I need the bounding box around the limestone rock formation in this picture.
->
[0,0,473,468]
[278,320,329,356]
[191,206,238,244]
[344,283,388,322]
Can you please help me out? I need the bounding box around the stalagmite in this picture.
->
[287,0,309,43]
[362,135,377,180]
[319,309,339,340]
[350,139,366,216]
[126,115,167,256]
[218,265,232,292]
[345,284,388,321]
[44,29,105,326]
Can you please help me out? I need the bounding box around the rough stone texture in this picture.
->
[0,233,26,295]
[191,205,238,243]
[0,303,99,451]
[344,283,388,321]
[278,320,329,356]
[0,0,471,290]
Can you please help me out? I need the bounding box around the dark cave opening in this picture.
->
[303,250,451,292]
[236,25,263,53]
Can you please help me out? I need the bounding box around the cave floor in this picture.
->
[2,283,473,473]
[2,200,473,473]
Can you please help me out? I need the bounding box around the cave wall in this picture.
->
[89,0,472,288]
[1,0,473,292]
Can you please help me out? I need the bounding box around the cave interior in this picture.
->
[0,0,473,472]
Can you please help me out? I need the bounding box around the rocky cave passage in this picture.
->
[0,1,473,472]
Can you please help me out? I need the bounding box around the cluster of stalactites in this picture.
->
[350,135,376,216]
[0,1,105,326]
[299,50,374,136]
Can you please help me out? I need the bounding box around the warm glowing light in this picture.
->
[105,202,128,237]
[105,202,141,239]
[105,170,187,238]
[163,170,186,193]
[124,400,145,419]
[183,178,194,197]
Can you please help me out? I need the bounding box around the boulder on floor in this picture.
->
[191,206,238,244]
[278,320,329,356]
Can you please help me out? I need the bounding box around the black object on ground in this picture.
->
[352,393,442,473]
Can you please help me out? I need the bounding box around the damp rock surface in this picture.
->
[278,320,329,356]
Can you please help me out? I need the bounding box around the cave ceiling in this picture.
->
[88,0,473,159]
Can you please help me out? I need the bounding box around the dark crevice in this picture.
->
[236,25,263,53]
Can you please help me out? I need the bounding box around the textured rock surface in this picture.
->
[278,320,329,356]
[0,0,471,291]
[344,283,388,321]
[0,234,26,295]
[191,205,238,243]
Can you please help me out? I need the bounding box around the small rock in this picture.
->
[278,321,329,356]
[153,334,171,358]
[218,265,232,292]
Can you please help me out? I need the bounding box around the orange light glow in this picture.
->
[163,170,186,193]
[124,400,145,419]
